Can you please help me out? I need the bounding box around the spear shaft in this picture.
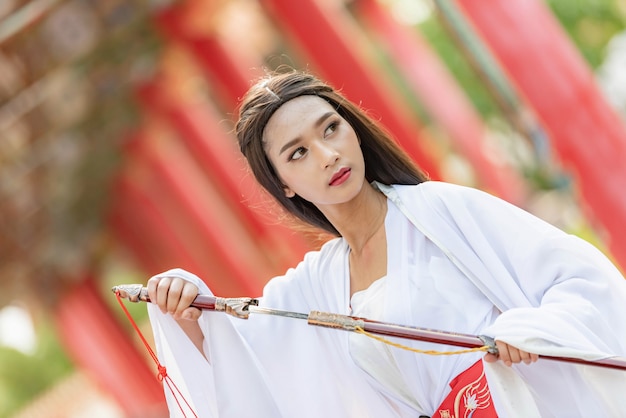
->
[113,284,626,371]
[256,307,626,371]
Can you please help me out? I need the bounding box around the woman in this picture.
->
[147,70,626,417]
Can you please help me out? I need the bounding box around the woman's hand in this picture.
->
[484,340,539,366]
[147,275,201,321]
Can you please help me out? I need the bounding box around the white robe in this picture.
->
[148,181,626,417]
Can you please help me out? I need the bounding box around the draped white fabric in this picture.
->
[148,181,626,417]
[347,196,499,414]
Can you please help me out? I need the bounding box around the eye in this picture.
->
[289,146,307,161]
[324,120,339,137]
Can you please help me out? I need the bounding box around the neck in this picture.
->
[322,182,388,254]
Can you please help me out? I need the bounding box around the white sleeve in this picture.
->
[147,268,283,418]
[393,182,626,416]
[413,182,626,358]
[450,187,626,358]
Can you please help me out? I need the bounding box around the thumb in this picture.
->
[483,352,498,363]
[181,307,202,321]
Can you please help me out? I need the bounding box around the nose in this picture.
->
[314,141,340,168]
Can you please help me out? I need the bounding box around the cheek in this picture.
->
[271,163,296,189]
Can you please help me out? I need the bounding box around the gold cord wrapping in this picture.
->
[354,326,489,356]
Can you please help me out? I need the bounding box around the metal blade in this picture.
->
[248,305,309,320]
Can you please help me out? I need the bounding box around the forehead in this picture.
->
[263,95,334,149]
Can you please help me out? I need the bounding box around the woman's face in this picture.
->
[263,95,366,208]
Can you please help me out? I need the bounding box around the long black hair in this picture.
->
[235,69,428,235]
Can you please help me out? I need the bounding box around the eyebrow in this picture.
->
[278,111,335,156]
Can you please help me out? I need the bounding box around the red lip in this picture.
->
[329,167,351,186]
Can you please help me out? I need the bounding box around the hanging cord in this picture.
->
[354,326,489,355]
[115,291,198,418]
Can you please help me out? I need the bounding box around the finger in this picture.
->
[176,282,199,316]
[147,276,160,304]
[507,346,522,364]
[518,349,532,365]
[496,341,512,366]
[166,279,184,315]
[530,353,539,363]
[155,276,173,313]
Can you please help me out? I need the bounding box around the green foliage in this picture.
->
[418,16,502,118]
[547,0,626,68]
[418,0,626,119]
[0,323,74,418]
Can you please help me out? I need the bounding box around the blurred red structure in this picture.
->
[457,0,626,271]
[136,76,312,278]
[261,0,442,180]
[355,0,527,205]
[154,4,262,111]
[55,275,168,417]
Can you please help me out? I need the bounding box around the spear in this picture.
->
[112,284,626,371]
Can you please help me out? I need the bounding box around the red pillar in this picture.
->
[118,125,271,296]
[136,79,312,275]
[355,0,527,205]
[149,3,317,270]
[55,275,167,418]
[109,170,211,280]
[153,4,262,112]
[261,0,442,179]
[456,0,626,271]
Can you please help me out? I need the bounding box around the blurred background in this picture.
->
[1,0,626,416]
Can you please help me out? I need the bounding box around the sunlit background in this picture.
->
[2,0,626,416]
